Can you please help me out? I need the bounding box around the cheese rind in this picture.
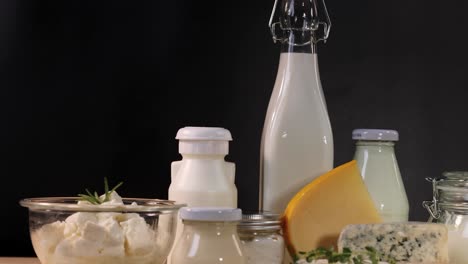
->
[338,222,449,264]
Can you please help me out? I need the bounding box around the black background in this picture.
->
[2,0,468,256]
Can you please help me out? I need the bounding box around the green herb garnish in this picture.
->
[78,177,123,205]
[293,246,398,264]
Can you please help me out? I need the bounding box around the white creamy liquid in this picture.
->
[170,223,245,264]
[260,52,334,214]
[241,236,284,264]
[353,142,409,222]
[448,229,468,263]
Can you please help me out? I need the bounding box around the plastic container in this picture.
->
[169,127,237,208]
[424,171,468,263]
[352,129,409,222]
[168,127,238,263]
[170,207,245,264]
[238,212,284,264]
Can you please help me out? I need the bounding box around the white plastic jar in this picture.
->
[352,129,409,222]
[169,127,237,209]
[168,127,238,263]
[170,207,245,264]
[238,212,284,264]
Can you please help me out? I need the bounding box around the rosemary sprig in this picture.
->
[294,246,398,264]
[78,177,123,205]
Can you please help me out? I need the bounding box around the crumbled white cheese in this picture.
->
[32,192,166,264]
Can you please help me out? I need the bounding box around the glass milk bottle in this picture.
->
[170,207,245,264]
[352,129,409,222]
[259,0,334,215]
[168,127,238,263]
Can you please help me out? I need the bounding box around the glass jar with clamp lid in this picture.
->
[424,171,468,263]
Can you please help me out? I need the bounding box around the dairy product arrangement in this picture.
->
[17,0,468,262]
[30,192,168,264]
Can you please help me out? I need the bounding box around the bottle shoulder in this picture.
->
[170,160,237,188]
[273,53,321,85]
[267,53,328,113]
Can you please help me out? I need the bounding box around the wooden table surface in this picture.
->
[0,258,39,264]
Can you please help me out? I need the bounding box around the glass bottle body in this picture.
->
[170,220,245,264]
[260,35,334,215]
[353,140,409,221]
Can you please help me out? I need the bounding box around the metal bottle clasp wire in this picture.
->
[268,0,331,44]
[422,177,441,220]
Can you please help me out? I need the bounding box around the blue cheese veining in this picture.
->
[337,222,449,264]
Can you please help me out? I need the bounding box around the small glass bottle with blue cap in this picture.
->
[352,128,409,222]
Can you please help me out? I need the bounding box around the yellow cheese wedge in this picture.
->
[282,160,382,255]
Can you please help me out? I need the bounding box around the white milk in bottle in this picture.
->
[168,127,238,263]
[260,0,334,215]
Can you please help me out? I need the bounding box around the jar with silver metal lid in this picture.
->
[238,212,284,264]
[423,171,468,263]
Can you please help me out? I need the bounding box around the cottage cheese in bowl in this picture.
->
[23,192,181,264]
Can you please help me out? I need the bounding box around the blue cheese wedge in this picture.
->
[337,222,449,264]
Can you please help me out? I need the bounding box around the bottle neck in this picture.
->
[355,140,395,148]
[237,227,281,236]
[435,205,468,227]
[182,221,239,234]
[281,32,317,54]
[181,154,226,160]
[178,141,229,155]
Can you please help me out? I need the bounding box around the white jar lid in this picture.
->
[352,129,399,141]
[175,127,233,155]
[176,127,232,141]
[180,207,242,222]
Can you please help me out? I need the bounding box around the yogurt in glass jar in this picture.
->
[238,212,284,264]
